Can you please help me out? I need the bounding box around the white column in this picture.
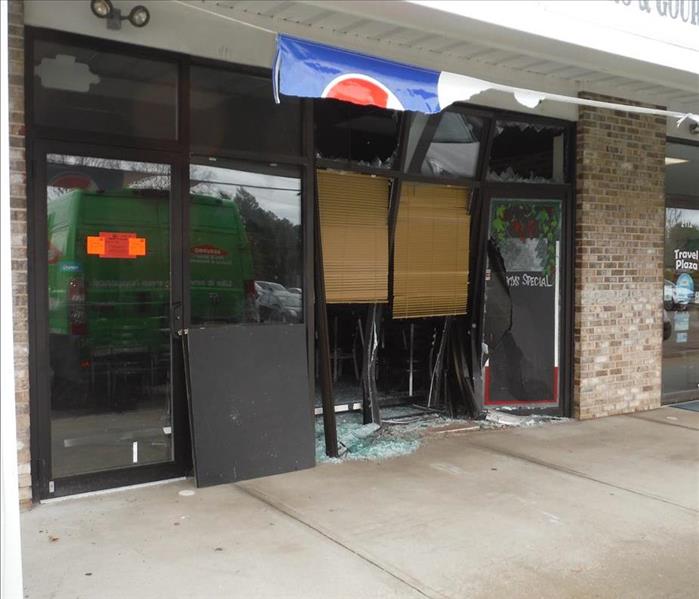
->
[1,1,25,597]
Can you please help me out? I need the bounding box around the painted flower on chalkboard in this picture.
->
[490,201,561,276]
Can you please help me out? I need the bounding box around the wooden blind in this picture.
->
[317,170,390,303]
[393,183,470,319]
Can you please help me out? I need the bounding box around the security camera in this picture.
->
[677,113,699,135]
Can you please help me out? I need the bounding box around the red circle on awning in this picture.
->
[325,77,390,108]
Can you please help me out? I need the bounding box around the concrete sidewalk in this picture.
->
[21,407,699,599]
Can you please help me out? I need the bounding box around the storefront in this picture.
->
[4,0,698,504]
[20,25,577,497]
[662,140,699,403]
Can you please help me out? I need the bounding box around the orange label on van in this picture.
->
[87,232,147,259]
[86,236,106,255]
[128,237,146,257]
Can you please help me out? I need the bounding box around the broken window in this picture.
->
[314,99,399,168]
[404,111,485,179]
[487,121,566,183]
[483,199,562,406]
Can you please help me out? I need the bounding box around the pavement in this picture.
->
[21,406,699,599]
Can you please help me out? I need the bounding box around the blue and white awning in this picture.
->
[273,34,698,126]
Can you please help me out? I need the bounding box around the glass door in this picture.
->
[37,150,185,495]
[181,159,315,484]
[662,200,699,403]
[482,196,563,410]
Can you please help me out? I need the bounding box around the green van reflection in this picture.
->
[47,188,253,408]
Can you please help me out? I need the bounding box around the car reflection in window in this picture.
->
[255,281,302,323]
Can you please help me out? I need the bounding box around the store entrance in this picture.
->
[34,145,189,498]
[34,148,314,496]
[662,197,699,404]
[662,141,699,405]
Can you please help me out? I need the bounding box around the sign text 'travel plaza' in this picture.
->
[675,249,699,271]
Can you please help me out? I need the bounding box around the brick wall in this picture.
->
[574,93,666,419]
[8,0,31,506]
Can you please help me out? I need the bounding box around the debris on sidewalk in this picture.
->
[315,407,460,463]
[316,406,568,463]
[482,410,569,428]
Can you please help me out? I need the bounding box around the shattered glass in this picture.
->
[487,120,566,183]
[315,410,456,463]
[314,408,568,464]
[483,199,562,407]
[487,166,552,184]
[314,99,399,168]
[404,111,484,179]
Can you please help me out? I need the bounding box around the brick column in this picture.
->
[574,93,666,419]
[8,0,31,506]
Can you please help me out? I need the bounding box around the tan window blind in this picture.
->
[393,183,470,319]
[317,170,390,304]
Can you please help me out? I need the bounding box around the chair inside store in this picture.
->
[318,305,475,421]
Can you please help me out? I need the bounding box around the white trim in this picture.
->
[172,0,276,34]
[314,402,363,416]
[40,477,188,504]
[411,1,699,76]
[1,1,24,596]
[554,240,560,370]
[176,4,698,125]
[25,1,697,121]
[436,69,696,121]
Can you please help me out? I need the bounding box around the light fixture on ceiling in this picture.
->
[90,0,150,30]
[665,157,689,166]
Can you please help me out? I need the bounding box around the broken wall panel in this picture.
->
[184,323,314,487]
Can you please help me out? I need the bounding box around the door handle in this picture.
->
[171,301,183,337]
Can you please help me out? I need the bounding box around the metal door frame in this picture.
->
[475,185,574,416]
[28,140,190,498]
[662,189,699,405]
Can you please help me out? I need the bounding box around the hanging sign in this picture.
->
[274,35,489,113]
[86,232,147,259]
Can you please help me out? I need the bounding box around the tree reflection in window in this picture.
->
[189,163,302,326]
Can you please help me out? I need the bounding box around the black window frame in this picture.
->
[25,27,314,500]
[313,100,575,420]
